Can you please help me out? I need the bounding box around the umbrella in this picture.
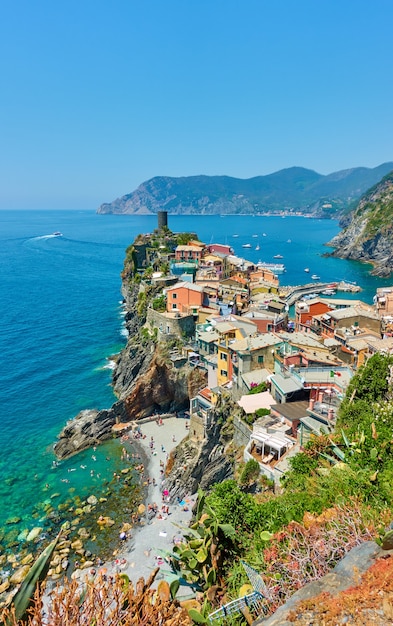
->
[138,503,146,514]
[163,489,169,497]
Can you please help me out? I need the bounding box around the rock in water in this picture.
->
[53,408,116,460]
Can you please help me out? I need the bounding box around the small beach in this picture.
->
[101,416,195,587]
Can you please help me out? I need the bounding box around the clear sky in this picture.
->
[1,0,392,210]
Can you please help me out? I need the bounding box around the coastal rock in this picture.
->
[54,408,119,460]
[328,172,393,277]
[20,553,34,565]
[26,527,42,542]
[0,580,10,594]
[9,565,31,585]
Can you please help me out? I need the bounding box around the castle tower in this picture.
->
[157,211,168,230]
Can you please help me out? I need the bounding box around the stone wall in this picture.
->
[233,415,252,448]
[147,308,195,338]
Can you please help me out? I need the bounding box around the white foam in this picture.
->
[103,360,116,370]
[30,234,57,240]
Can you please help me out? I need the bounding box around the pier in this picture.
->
[282,281,361,307]
[283,283,330,306]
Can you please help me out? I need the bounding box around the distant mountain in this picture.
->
[97,163,393,217]
[327,172,393,276]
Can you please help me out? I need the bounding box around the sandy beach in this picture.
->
[103,416,195,588]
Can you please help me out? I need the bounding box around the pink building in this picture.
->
[174,245,203,263]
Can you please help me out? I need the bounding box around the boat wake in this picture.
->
[29,233,63,240]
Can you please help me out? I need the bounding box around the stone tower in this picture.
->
[157,211,168,230]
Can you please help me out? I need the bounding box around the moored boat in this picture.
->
[257,261,286,273]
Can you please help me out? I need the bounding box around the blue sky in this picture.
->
[1,0,392,209]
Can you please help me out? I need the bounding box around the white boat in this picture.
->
[273,254,283,259]
[233,234,239,237]
[255,244,260,251]
[311,274,320,280]
[53,232,63,236]
[242,243,252,248]
[257,261,286,273]
[262,233,267,237]
[252,234,258,238]
[304,268,310,273]
[287,239,291,243]
[322,289,336,296]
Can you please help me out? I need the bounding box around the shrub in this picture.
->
[240,459,260,485]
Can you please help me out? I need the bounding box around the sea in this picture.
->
[0,210,391,548]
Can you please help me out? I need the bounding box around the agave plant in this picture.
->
[1,530,62,625]
[164,490,237,592]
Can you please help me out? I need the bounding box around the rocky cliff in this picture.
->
[328,172,393,277]
[162,394,236,499]
[54,267,205,459]
[97,163,393,217]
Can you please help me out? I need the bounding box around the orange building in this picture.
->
[295,299,333,333]
[165,281,205,315]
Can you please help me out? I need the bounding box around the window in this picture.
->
[220,370,228,377]
[172,293,177,299]
[172,303,177,309]
[258,355,264,364]
[220,352,227,361]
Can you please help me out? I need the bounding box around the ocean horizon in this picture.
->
[0,210,391,551]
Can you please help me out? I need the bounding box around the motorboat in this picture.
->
[311,274,320,280]
[242,243,252,248]
[257,261,286,273]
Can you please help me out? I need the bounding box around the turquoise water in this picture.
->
[0,211,391,539]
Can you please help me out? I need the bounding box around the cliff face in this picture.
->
[162,396,235,499]
[54,274,206,459]
[328,172,393,277]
